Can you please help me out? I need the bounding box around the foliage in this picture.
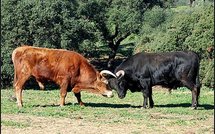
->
[137,5,213,53]
[134,5,214,87]
[136,5,214,54]
[143,6,166,28]
[1,0,162,87]
[200,60,214,88]
[1,0,95,87]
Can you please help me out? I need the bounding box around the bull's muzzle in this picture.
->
[118,94,125,99]
[102,91,114,98]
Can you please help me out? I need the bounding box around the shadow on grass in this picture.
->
[33,104,60,107]
[32,102,141,108]
[32,102,213,110]
[155,103,214,110]
[83,102,141,108]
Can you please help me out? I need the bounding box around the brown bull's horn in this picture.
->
[100,70,117,78]
[115,70,125,77]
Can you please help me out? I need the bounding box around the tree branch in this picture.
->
[110,24,119,40]
[115,32,130,47]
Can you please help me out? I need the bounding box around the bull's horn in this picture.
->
[116,70,125,77]
[100,70,117,78]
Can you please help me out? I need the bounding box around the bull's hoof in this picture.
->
[191,104,197,110]
[149,104,154,108]
[79,101,85,106]
[60,104,65,107]
[191,106,197,110]
[17,104,23,108]
[141,105,154,109]
[141,106,147,109]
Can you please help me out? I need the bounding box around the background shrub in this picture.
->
[200,60,214,88]
[134,5,214,88]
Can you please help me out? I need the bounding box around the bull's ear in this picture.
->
[97,73,108,84]
[101,77,108,84]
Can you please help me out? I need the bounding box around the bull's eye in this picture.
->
[97,82,103,87]
[100,76,108,84]
[99,74,103,79]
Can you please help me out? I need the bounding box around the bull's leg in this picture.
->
[74,92,84,106]
[60,89,67,106]
[14,74,30,108]
[142,93,148,108]
[195,77,201,106]
[140,79,151,108]
[149,87,154,108]
[196,85,201,106]
[59,82,68,106]
[142,89,154,108]
[181,79,198,109]
[72,88,84,106]
[191,87,198,109]
[15,86,23,108]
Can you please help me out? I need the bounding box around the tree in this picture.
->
[1,0,166,87]
[0,0,97,87]
[135,5,214,87]
[78,0,163,68]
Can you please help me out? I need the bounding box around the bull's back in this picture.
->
[12,46,31,63]
[117,51,199,70]
[116,51,200,81]
[12,46,84,66]
[12,46,94,82]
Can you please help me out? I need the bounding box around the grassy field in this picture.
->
[1,87,214,134]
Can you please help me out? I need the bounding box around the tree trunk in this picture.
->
[106,32,130,69]
[107,40,118,69]
[104,25,130,69]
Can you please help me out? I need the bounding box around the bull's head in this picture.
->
[92,70,117,98]
[101,70,128,99]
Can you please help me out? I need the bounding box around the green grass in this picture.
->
[1,120,30,128]
[1,87,214,133]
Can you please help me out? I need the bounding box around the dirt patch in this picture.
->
[1,114,150,134]
[2,113,214,134]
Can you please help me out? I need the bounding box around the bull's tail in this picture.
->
[13,68,18,87]
[196,72,201,106]
[12,48,18,87]
[195,59,201,105]
[195,71,201,89]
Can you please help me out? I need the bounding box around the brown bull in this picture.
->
[12,46,115,107]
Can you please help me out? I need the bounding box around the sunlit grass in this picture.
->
[1,87,214,133]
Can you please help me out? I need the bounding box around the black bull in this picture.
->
[104,51,201,109]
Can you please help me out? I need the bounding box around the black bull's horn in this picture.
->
[115,70,125,77]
